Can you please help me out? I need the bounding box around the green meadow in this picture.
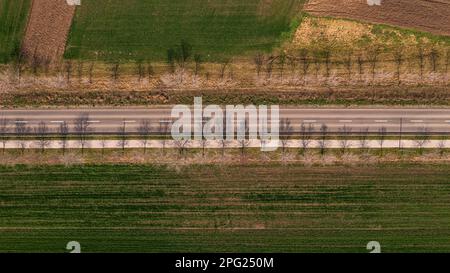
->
[0,0,31,63]
[0,163,449,253]
[65,0,304,61]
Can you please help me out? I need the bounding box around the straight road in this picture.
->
[1,108,450,134]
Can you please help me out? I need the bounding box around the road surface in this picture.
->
[1,108,450,134]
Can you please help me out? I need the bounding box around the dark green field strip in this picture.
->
[0,0,31,63]
[1,229,450,253]
[0,164,449,252]
[65,0,304,61]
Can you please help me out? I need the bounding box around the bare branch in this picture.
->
[138,120,152,154]
[15,120,31,155]
[58,121,69,155]
[73,113,92,154]
[0,118,10,154]
[34,121,51,153]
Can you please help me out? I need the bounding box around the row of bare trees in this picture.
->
[9,44,449,87]
[0,114,173,155]
[0,116,444,157]
[254,45,450,85]
[278,118,437,157]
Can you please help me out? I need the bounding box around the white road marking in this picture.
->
[87,120,100,123]
[339,120,353,123]
[50,121,64,123]
[123,120,136,123]
[375,120,388,123]
[410,120,424,123]
[303,120,317,123]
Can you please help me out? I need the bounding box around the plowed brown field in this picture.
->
[21,0,75,62]
[304,0,450,36]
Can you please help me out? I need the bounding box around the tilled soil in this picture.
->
[304,0,450,36]
[21,0,75,63]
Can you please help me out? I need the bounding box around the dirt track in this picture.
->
[304,0,450,36]
[21,0,75,62]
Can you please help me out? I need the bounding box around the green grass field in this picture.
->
[0,163,449,253]
[0,0,30,63]
[65,0,303,61]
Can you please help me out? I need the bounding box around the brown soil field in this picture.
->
[21,0,75,63]
[304,0,450,36]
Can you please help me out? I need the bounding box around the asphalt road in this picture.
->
[1,108,450,134]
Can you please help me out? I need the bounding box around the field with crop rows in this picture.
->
[65,0,304,61]
[0,163,449,253]
[0,0,30,63]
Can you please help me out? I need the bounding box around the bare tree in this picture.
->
[300,123,314,155]
[278,52,286,80]
[167,48,176,74]
[414,127,431,155]
[147,62,154,80]
[237,120,250,157]
[73,113,91,154]
[220,58,231,80]
[287,56,297,83]
[31,48,41,77]
[138,120,152,154]
[312,51,321,80]
[279,118,293,156]
[174,139,190,158]
[220,139,228,158]
[34,121,51,153]
[338,125,352,154]
[42,56,51,76]
[367,46,380,84]
[100,137,107,158]
[194,54,202,77]
[111,62,120,83]
[437,139,446,157]
[175,39,192,70]
[12,51,26,83]
[64,60,73,84]
[117,121,129,154]
[137,61,145,82]
[58,121,69,155]
[159,121,171,155]
[429,48,439,73]
[323,49,332,83]
[343,50,353,82]
[358,127,370,153]
[88,62,95,84]
[299,49,310,85]
[265,56,276,79]
[356,53,364,82]
[0,118,9,154]
[15,120,30,155]
[393,48,403,85]
[254,53,264,78]
[417,45,426,79]
[445,48,450,75]
[318,124,328,156]
[77,60,83,83]
[378,127,387,157]
[201,138,208,158]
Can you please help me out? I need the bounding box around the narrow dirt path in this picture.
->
[21,0,76,63]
